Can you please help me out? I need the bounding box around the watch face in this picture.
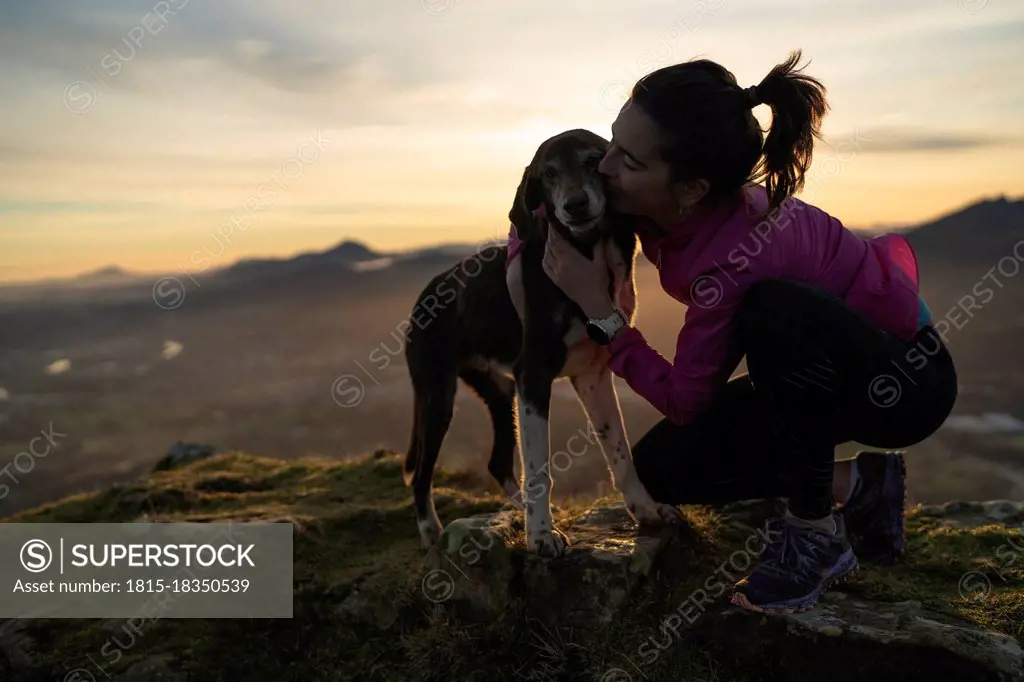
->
[586,321,610,345]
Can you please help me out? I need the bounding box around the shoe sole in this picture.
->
[729,548,858,615]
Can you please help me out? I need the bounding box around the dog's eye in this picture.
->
[543,166,557,180]
[586,155,601,169]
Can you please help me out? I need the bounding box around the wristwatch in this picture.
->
[586,308,628,345]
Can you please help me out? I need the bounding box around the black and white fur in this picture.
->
[402,129,683,556]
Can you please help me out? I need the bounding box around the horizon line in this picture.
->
[2,192,1021,287]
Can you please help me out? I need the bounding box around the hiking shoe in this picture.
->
[838,450,907,565]
[730,512,857,614]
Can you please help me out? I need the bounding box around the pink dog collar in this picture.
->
[505,204,546,270]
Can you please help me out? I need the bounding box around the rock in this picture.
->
[520,503,682,627]
[914,499,1024,529]
[422,508,521,617]
[152,442,223,472]
[697,592,1024,682]
[335,590,398,630]
[983,500,1023,523]
[423,502,684,625]
[112,653,187,681]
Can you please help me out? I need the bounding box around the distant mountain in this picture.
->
[848,225,914,238]
[389,242,498,267]
[323,240,379,261]
[904,196,1024,265]
[188,237,498,305]
[217,240,384,283]
[0,238,492,303]
[0,265,141,299]
[76,265,134,281]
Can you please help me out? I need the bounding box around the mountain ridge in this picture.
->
[3,194,1022,293]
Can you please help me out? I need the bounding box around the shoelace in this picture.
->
[757,520,832,580]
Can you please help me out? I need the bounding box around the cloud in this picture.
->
[0,1,386,95]
[852,128,1023,153]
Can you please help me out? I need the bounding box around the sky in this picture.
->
[1,0,1023,283]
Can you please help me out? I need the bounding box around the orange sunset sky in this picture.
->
[1,0,1023,283]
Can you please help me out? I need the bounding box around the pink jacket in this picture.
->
[508,185,929,426]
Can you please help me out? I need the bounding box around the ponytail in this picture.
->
[751,50,829,213]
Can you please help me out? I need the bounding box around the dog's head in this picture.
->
[509,129,609,242]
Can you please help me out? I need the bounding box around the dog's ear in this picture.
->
[509,164,544,242]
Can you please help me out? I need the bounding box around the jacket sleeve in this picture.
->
[606,284,745,426]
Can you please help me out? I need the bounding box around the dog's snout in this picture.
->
[564,194,589,216]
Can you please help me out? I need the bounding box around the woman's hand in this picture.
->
[542,224,615,318]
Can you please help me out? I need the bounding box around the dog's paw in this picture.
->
[526,528,570,557]
[501,477,520,499]
[628,499,685,527]
[418,517,443,549]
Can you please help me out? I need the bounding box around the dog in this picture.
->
[401,129,683,556]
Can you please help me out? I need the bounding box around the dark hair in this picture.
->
[629,49,829,215]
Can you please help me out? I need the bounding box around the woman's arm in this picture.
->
[606,300,743,425]
[540,227,744,425]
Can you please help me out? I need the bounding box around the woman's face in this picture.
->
[598,101,705,227]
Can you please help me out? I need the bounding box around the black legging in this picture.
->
[632,278,958,520]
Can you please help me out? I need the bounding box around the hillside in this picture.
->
[1,446,1021,682]
[904,195,1024,265]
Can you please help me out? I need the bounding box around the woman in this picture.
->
[511,50,958,614]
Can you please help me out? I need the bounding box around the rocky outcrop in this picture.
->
[701,498,1024,681]
[702,592,1023,682]
[425,498,1024,682]
[423,503,681,627]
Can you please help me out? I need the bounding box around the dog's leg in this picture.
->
[605,237,637,323]
[571,366,685,527]
[410,370,458,548]
[459,365,519,498]
[514,357,569,557]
